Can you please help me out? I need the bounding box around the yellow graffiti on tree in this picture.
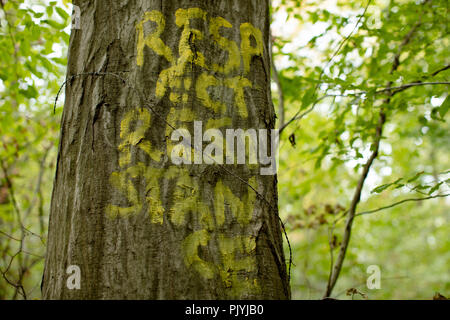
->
[136,8,264,115]
[240,22,264,74]
[136,10,174,66]
[209,16,241,74]
[118,107,162,167]
[156,8,207,104]
[182,231,260,296]
[106,163,165,224]
[108,8,266,295]
[165,166,212,228]
[214,177,257,227]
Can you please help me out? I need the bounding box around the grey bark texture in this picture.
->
[43,0,290,299]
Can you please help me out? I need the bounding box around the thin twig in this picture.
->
[0,230,20,242]
[355,194,450,217]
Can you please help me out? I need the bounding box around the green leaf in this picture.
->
[42,19,66,29]
[301,87,316,110]
[371,178,402,194]
[412,184,431,191]
[19,86,38,99]
[55,7,69,20]
[46,5,54,16]
[407,171,425,183]
[438,95,449,118]
[371,183,392,194]
[428,181,443,195]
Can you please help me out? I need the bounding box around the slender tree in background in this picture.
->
[42,0,290,299]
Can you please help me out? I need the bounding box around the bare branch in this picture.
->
[389,81,450,96]
[0,230,20,242]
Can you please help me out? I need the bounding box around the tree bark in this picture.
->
[43,0,289,299]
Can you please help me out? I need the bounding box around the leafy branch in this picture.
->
[280,0,373,134]
[280,79,449,134]
[355,194,450,217]
[323,1,431,296]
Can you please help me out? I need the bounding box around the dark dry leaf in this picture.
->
[289,133,296,147]
[433,292,448,300]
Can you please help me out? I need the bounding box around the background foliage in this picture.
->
[0,0,448,299]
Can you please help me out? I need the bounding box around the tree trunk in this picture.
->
[43,0,289,299]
